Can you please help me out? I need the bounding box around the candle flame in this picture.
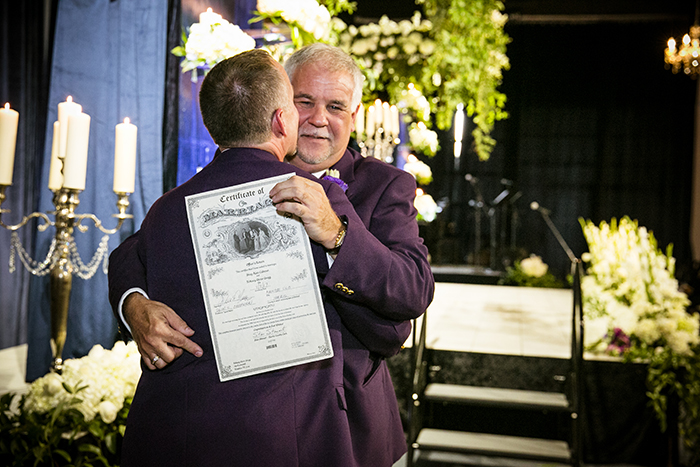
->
[67,96,73,103]
[3,103,9,110]
[124,117,130,124]
[416,188,424,196]
[207,7,212,12]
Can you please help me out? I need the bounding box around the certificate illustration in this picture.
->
[185,173,333,381]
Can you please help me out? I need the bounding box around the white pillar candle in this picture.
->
[113,117,138,193]
[48,121,63,190]
[354,103,364,138]
[57,96,82,160]
[390,105,400,138]
[62,112,91,190]
[366,105,375,138]
[0,103,19,185]
[374,99,383,126]
[382,102,392,136]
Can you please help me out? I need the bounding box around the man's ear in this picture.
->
[271,108,288,138]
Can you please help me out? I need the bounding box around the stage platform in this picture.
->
[409,282,574,359]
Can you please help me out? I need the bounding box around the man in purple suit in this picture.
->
[109,44,434,466]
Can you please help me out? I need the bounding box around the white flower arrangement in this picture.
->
[255,0,333,46]
[414,189,439,223]
[171,8,256,77]
[580,217,700,455]
[580,217,699,355]
[23,341,142,424]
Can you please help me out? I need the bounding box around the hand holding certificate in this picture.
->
[186,173,333,381]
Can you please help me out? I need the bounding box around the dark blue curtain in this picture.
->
[25,0,167,380]
[0,0,56,352]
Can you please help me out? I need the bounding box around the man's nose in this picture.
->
[307,106,328,126]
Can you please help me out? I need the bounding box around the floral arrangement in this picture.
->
[580,217,699,355]
[499,254,564,288]
[254,0,334,47]
[171,8,256,78]
[580,216,700,459]
[0,341,142,466]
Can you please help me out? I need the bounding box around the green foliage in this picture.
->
[627,345,700,463]
[418,0,510,160]
[0,389,131,467]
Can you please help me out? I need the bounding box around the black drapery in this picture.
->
[426,16,697,281]
[0,0,57,350]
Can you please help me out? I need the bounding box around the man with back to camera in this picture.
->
[109,44,434,467]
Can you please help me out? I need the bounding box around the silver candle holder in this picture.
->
[0,184,132,372]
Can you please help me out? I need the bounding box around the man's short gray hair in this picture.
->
[283,43,364,110]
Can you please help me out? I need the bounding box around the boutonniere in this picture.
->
[322,169,348,192]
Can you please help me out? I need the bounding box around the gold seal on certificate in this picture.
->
[185,173,333,381]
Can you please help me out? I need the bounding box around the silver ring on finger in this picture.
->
[151,354,160,366]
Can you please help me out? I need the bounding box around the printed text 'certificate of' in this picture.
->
[185,173,333,381]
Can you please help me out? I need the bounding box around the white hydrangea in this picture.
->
[23,341,142,424]
[519,255,548,278]
[184,9,255,68]
[259,0,332,41]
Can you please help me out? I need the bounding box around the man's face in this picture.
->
[289,62,357,173]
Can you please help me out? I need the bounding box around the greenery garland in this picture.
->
[418,0,510,161]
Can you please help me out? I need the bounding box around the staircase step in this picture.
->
[415,428,572,463]
[424,383,570,411]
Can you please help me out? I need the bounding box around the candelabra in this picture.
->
[664,1,700,77]
[356,99,400,162]
[0,184,132,372]
[359,126,399,162]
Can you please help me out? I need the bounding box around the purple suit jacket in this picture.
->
[108,148,433,466]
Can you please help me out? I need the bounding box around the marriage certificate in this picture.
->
[185,173,333,381]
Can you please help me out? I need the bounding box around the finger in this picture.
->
[167,331,203,358]
[163,308,196,337]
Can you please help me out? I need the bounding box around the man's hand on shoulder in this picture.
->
[123,293,203,370]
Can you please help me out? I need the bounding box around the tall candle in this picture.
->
[57,96,82,160]
[113,117,138,193]
[374,99,383,126]
[0,103,19,185]
[366,106,376,138]
[382,102,392,136]
[62,112,91,190]
[48,121,63,190]
[390,105,400,138]
[354,103,364,138]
